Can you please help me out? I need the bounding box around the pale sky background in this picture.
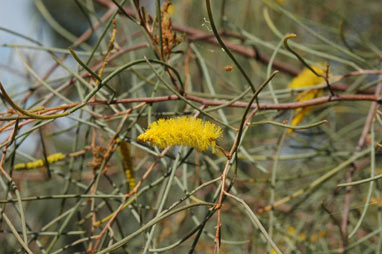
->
[0,0,37,85]
[0,1,78,154]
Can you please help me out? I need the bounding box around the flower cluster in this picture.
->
[288,65,326,90]
[118,140,136,190]
[138,116,222,152]
[14,153,66,170]
[288,65,326,127]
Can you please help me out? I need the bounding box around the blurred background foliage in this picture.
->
[0,0,382,253]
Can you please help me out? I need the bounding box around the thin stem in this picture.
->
[283,34,335,96]
[205,0,257,94]
[0,81,69,120]
[224,192,283,254]
[231,71,278,157]
[96,203,215,254]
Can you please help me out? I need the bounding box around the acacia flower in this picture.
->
[137,116,222,152]
[117,139,136,190]
[288,65,326,127]
[14,153,66,170]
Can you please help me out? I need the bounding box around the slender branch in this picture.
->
[205,0,257,93]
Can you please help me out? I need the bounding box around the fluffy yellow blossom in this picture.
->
[288,65,326,127]
[137,116,222,152]
[14,153,66,170]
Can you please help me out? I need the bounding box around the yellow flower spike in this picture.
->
[14,153,66,170]
[118,139,136,190]
[47,153,66,163]
[288,65,326,90]
[288,64,326,130]
[14,163,27,170]
[138,116,222,152]
[26,160,44,169]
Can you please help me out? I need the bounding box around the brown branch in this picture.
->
[89,94,380,110]
[173,24,300,76]
[39,42,148,106]
[98,2,300,76]
[186,94,381,110]
[1,93,380,132]
[340,66,382,252]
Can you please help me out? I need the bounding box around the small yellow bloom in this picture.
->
[138,116,222,152]
[14,153,66,170]
[286,225,326,244]
[287,225,296,235]
[118,140,136,190]
[297,232,306,241]
[286,226,307,241]
[166,3,175,17]
[289,65,326,90]
[310,230,327,243]
[288,65,326,128]
[310,233,319,243]
[47,153,66,163]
